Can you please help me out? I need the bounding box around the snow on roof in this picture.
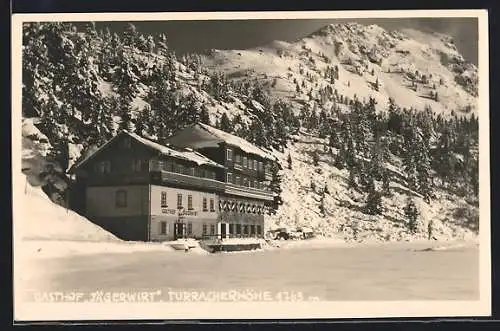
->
[196,123,277,160]
[71,130,224,172]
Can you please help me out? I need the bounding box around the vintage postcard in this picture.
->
[11,9,490,321]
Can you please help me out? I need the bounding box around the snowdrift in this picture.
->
[16,177,119,242]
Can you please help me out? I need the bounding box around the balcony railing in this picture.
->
[150,170,226,192]
[224,183,274,201]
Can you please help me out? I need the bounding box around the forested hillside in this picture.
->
[21,21,480,242]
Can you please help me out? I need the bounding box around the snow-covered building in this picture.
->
[68,125,276,242]
[167,123,276,237]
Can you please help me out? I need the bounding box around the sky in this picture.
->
[94,17,478,64]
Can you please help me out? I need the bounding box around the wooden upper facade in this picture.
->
[70,125,276,202]
[166,123,276,201]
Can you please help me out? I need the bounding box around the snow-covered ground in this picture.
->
[16,239,479,306]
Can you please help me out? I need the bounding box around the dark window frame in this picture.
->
[161,191,168,208]
[115,189,127,208]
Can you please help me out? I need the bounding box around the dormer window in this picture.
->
[235,154,241,164]
[226,148,233,161]
[243,156,247,168]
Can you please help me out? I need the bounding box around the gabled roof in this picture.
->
[168,123,277,161]
[69,130,225,173]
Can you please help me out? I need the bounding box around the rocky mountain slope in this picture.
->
[201,23,477,117]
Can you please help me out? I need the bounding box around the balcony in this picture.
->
[224,183,274,201]
[264,172,272,180]
[150,170,226,193]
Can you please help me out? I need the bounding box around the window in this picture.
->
[161,192,168,208]
[210,224,216,235]
[226,172,233,183]
[132,159,142,172]
[257,225,262,235]
[250,180,254,188]
[189,167,195,176]
[98,160,111,174]
[160,221,167,235]
[210,198,215,212]
[211,171,216,180]
[236,224,242,235]
[243,177,248,187]
[235,176,240,186]
[202,224,208,235]
[202,198,208,211]
[243,225,249,235]
[229,224,235,234]
[177,164,183,174]
[188,195,193,210]
[253,159,258,170]
[243,156,247,168]
[255,181,260,190]
[115,190,127,208]
[250,225,256,235]
[226,148,232,161]
[259,161,263,172]
[157,160,164,171]
[187,222,193,236]
[177,194,183,209]
[235,154,241,164]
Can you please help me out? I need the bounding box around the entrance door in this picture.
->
[174,222,185,240]
[220,223,227,239]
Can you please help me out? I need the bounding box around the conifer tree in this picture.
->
[269,162,284,213]
[157,33,169,56]
[312,151,320,166]
[219,113,231,133]
[382,170,391,197]
[319,189,326,217]
[348,167,358,190]
[200,105,211,125]
[404,198,419,233]
[364,178,382,215]
[123,23,139,48]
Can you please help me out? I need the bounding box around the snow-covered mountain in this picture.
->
[201,23,477,117]
[19,21,480,243]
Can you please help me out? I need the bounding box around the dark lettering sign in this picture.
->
[161,208,177,215]
[184,210,198,216]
